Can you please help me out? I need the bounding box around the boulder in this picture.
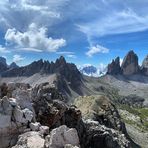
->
[84,121,131,148]
[64,144,80,148]
[39,126,49,135]
[12,131,45,148]
[0,92,35,148]
[30,122,41,131]
[121,50,139,75]
[46,125,80,148]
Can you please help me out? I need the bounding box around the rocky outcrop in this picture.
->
[0,82,35,148]
[12,131,45,148]
[0,96,34,148]
[106,50,145,76]
[13,125,80,148]
[0,57,8,73]
[46,125,80,148]
[74,95,126,133]
[121,50,139,75]
[84,120,130,148]
[9,62,19,69]
[107,57,122,75]
[118,94,145,108]
[0,82,133,148]
[141,55,148,75]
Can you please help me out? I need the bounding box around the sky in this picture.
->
[0,0,148,68]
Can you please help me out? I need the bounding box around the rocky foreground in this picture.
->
[0,82,134,148]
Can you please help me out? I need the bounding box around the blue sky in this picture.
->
[0,0,148,68]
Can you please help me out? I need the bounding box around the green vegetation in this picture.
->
[119,105,148,131]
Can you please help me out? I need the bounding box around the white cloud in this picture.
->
[13,54,25,62]
[86,44,109,57]
[5,23,66,52]
[56,51,76,58]
[77,8,148,38]
[0,45,10,53]
[66,54,76,58]
[120,58,123,66]
[56,51,74,55]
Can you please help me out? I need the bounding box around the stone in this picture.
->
[14,107,27,124]
[64,144,80,148]
[12,131,45,148]
[39,126,49,135]
[9,98,18,107]
[84,122,131,148]
[30,122,41,131]
[47,125,80,148]
[23,108,33,122]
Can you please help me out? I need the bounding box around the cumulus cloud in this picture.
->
[5,23,66,52]
[86,44,109,57]
[13,54,25,62]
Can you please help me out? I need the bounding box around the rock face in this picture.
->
[74,95,126,133]
[1,56,83,96]
[0,57,8,73]
[0,97,34,148]
[107,50,141,75]
[13,126,80,148]
[121,50,139,75]
[12,131,45,148]
[9,62,19,69]
[0,83,35,148]
[141,55,148,75]
[46,125,80,148]
[107,57,122,75]
[0,82,133,148]
[84,120,130,148]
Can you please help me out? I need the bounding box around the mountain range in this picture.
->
[79,64,107,77]
[0,51,148,147]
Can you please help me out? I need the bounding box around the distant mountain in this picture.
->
[9,62,19,69]
[107,50,148,76]
[0,57,19,73]
[79,64,106,77]
[0,57,8,73]
[0,56,83,96]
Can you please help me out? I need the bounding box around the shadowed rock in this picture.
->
[121,50,139,75]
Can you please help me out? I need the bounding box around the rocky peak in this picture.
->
[9,62,19,69]
[0,57,8,73]
[0,57,7,66]
[107,57,122,75]
[55,56,66,66]
[141,55,148,75]
[121,50,139,75]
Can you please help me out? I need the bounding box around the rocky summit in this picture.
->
[0,82,133,148]
[107,50,148,75]
[107,57,122,75]
[141,55,148,75]
[121,50,139,75]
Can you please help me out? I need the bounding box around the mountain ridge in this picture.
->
[107,50,148,76]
